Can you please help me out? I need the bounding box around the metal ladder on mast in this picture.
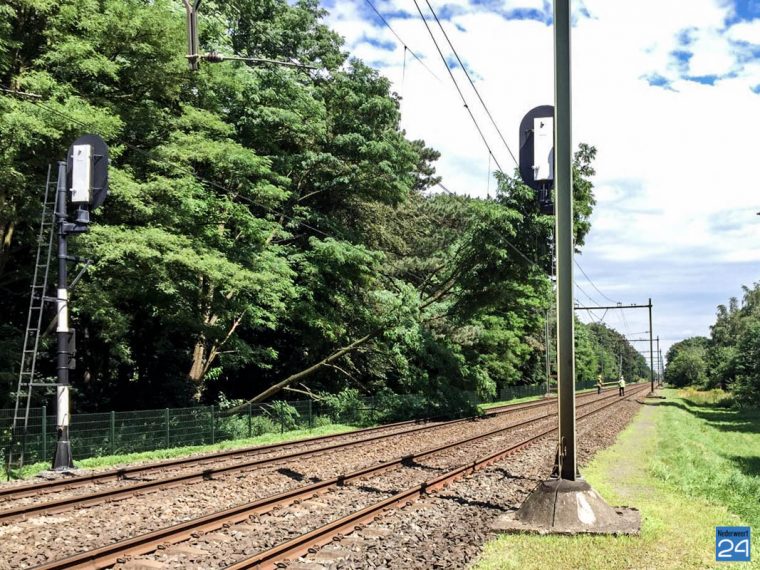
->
[6,166,58,475]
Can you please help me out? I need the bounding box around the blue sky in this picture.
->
[322,0,760,361]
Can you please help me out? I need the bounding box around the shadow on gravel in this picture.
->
[643,400,760,435]
[277,467,322,483]
[490,467,542,483]
[354,484,395,496]
[435,493,512,512]
[401,457,447,473]
[728,456,760,478]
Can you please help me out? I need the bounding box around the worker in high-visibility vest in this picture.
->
[618,375,625,396]
[596,374,603,395]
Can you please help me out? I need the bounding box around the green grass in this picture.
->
[2,423,358,480]
[476,388,760,570]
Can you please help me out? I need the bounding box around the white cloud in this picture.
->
[324,0,760,349]
[727,18,760,44]
[686,28,738,76]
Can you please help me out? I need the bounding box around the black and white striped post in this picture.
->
[52,135,108,471]
[53,160,73,470]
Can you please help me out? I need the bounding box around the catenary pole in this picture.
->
[659,348,664,385]
[545,309,551,394]
[656,335,661,383]
[53,161,73,470]
[648,298,654,393]
[553,0,576,481]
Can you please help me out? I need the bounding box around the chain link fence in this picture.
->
[496,378,599,401]
[0,379,608,469]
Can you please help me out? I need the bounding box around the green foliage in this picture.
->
[312,415,332,428]
[670,283,760,406]
[733,319,760,407]
[249,415,278,437]
[664,344,708,387]
[573,321,650,383]
[665,284,760,407]
[266,400,300,431]
[0,0,605,413]
[319,388,375,425]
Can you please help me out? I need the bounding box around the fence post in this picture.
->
[248,402,252,438]
[279,406,284,434]
[41,405,47,461]
[165,408,170,448]
[308,399,313,430]
[110,411,115,455]
[210,405,215,444]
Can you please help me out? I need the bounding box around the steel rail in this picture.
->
[225,384,650,569]
[0,395,568,522]
[0,418,423,501]
[0,391,574,503]
[1,388,632,522]
[27,386,647,570]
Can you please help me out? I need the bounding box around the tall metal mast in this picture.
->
[553,0,576,481]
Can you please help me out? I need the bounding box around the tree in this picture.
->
[665,344,708,388]
[0,0,606,412]
[733,318,760,407]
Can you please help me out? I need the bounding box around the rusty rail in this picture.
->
[225,384,649,569]
[0,395,580,522]
[27,386,647,570]
[0,392,572,504]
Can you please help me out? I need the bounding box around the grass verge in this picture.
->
[1,423,358,481]
[476,388,760,569]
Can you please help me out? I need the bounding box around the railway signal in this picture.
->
[519,105,555,214]
[52,135,109,471]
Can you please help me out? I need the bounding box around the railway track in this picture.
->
[226,384,650,570]
[1,392,557,503]
[0,388,622,523]
[25,384,648,570]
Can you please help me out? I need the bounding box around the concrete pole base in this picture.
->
[493,478,640,535]
[52,440,74,471]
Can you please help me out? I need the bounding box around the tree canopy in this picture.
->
[0,0,641,412]
[665,284,760,406]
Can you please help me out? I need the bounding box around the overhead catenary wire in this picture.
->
[360,4,544,272]
[574,281,603,309]
[363,0,441,82]
[423,0,518,167]
[410,0,504,173]
[574,259,619,304]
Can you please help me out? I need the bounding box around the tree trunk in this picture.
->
[0,220,14,279]
[187,282,242,399]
